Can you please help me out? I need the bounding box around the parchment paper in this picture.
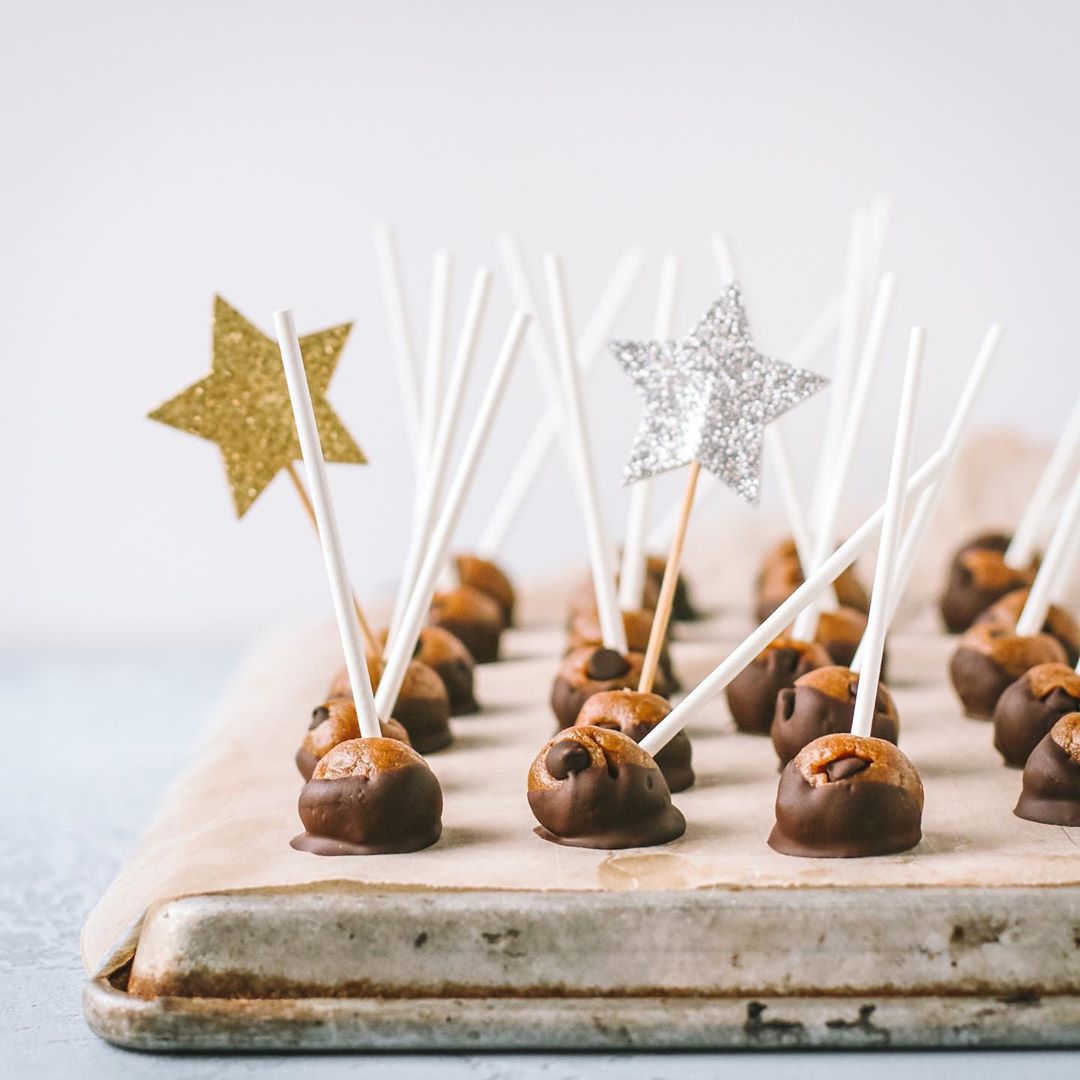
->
[81,429,1080,974]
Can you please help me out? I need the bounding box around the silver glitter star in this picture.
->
[611,283,827,504]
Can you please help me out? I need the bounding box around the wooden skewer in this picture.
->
[638,460,700,693]
[285,461,380,657]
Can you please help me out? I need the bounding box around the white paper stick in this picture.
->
[809,210,869,518]
[476,246,645,557]
[375,312,530,718]
[386,268,492,644]
[545,254,627,653]
[419,250,452,470]
[849,328,925,736]
[373,225,422,463]
[764,426,815,571]
[647,292,841,551]
[792,272,896,639]
[274,309,381,740]
[639,447,947,758]
[851,324,1002,671]
[1016,472,1080,637]
[1005,398,1080,569]
[619,254,680,611]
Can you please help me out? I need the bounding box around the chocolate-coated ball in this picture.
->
[768,734,924,858]
[772,665,899,768]
[296,699,410,781]
[550,645,669,730]
[975,589,1080,667]
[428,585,504,664]
[527,725,686,849]
[949,623,1067,720]
[566,607,679,692]
[938,531,1034,634]
[575,689,694,792]
[1014,713,1080,827]
[454,553,516,626]
[993,663,1080,768]
[292,737,443,855]
[725,636,832,736]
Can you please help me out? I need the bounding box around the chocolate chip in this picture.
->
[546,741,593,779]
[309,705,330,730]
[825,756,870,782]
[587,648,632,681]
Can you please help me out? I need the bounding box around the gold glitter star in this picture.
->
[149,296,366,517]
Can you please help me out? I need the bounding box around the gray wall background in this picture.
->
[4,0,1077,645]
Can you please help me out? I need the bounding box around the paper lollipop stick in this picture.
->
[850,324,1001,670]
[849,328,925,736]
[809,209,869,515]
[791,271,896,639]
[1016,471,1080,637]
[418,250,452,471]
[618,254,680,612]
[275,309,381,740]
[373,224,422,460]
[1005,398,1080,569]
[475,243,644,557]
[386,268,492,641]
[376,311,530,717]
[647,292,841,550]
[545,254,628,654]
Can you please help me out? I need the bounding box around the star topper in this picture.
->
[149,296,366,517]
[611,283,827,504]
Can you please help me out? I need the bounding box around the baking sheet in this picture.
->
[81,598,1080,978]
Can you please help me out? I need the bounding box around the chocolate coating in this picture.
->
[328,657,453,754]
[754,538,869,623]
[428,585,504,664]
[575,689,694,792]
[527,726,686,848]
[455,553,516,626]
[645,554,700,621]
[975,589,1080,668]
[550,646,669,729]
[768,734,924,858]
[1014,713,1080,827]
[993,664,1080,768]
[725,637,832,736]
[939,531,1033,633]
[567,607,680,691]
[296,700,410,781]
[292,737,443,855]
[772,666,899,768]
[949,623,1067,720]
[378,625,479,716]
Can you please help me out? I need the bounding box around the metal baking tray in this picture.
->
[85,882,1080,1050]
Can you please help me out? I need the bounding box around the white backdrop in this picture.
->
[3,0,1078,646]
